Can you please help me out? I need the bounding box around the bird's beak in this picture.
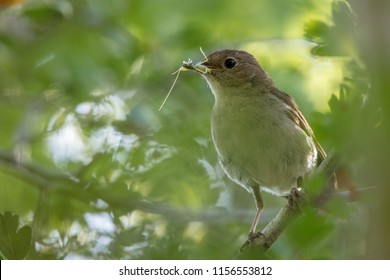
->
[182,60,211,75]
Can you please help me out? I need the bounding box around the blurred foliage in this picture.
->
[0,0,388,259]
[0,211,32,259]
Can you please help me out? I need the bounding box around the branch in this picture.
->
[239,150,344,254]
[0,148,368,255]
[0,150,265,225]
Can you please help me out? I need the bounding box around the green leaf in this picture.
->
[305,1,357,57]
[304,20,329,43]
[0,212,32,260]
[286,207,334,249]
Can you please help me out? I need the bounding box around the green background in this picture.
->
[0,0,389,259]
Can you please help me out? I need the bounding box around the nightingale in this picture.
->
[183,49,331,239]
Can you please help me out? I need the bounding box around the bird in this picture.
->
[182,49,333,240]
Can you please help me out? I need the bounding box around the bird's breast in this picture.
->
[211,97,317,192]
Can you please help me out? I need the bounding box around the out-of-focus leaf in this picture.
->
[305,1,357,57]
[0,0,375,260]
[0,211,32,260]
[285,207,334,254]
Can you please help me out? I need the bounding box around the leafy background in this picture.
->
[0,0,389,259]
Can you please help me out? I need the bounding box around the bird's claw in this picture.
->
[288,187,306,210]
[239,231,265,252]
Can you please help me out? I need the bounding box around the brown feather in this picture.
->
[270,86,327,165]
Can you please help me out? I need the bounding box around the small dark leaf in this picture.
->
[13,226,32,260]
[310,44,332,56]
[304,20,329,43]
[0,212,32,260]
[22,4,66,23]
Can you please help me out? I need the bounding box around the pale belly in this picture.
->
[211,104,317,194]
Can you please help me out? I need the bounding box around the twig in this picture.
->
[0,149,269,225]
[0,148,369,255]
[239,150,343,254]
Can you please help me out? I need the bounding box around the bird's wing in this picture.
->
[270,87,327,164]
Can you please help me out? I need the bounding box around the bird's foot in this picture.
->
[239,231,265,252]
[288,187,306,210]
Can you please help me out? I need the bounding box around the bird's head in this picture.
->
[183,49,272,98]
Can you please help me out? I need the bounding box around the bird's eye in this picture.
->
[224,58,237,69]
